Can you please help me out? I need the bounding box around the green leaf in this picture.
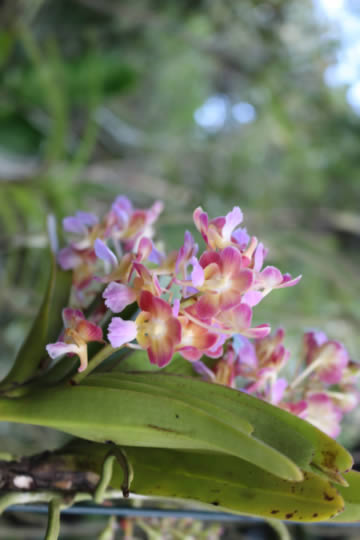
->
[0,255,72,388]
[60,440,345,522]
[331,470,360,522]
[0,383,304,482]
[84,371,352,481]
[0,371,352,484]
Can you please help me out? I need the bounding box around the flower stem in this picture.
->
[72,344,121,384]
[288,355,325,390]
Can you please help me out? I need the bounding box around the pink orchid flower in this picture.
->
[212,345,239,388]
[94,237,153,281]
[95,237,160,313]
[303,331,349,385]
[216,303,271,339]
[256,266,302,295]
[102,261,163,314]
[176,315,219,361]
[193,247,254,318]
[108,291,181,367]
[46,308,103,372]
[62,211,99,246]
[245,371,288,405]
[253,328,290,371]
[193,206,247,250]
[176,231,199,278]
[106,196,163,250]
[304,392,343,438]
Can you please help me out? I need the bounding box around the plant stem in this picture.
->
[72,344,122,384]
[266,519,291,540]
[45,498,61,540]
[288,355,325,390]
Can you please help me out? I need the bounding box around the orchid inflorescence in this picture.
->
[46,197,360,438]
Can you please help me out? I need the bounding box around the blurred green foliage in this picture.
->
[1,0,360,449]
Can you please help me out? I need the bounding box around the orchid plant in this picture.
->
[1,196,360,539]
[48,197,359,439]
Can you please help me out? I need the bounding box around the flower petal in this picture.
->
[193,207,209,244]
[94,238,118,267]
[137,237,153,261]
[220,246,242,276]
[191,256,205,287]
[242,324,271,339]
[222,206,243,241]
[139,290,172,319]
[231,227,250,249]
[241,291,263,306]
[278,273,302,288]
[192,360,216,380]
[57,247,82,270]
[108,318,137,347]
[76,211,99,227]
[76,320,103,342]
[147,200,164,225]
[253,242,267,272]
[271,378,288,404]
[62,308,84,328]
[63,217,87,235]
[315,341,349,384]
[112,195,133,214]
[305,393,343,438]
[199,251,221,269]
[147,336,174,367]
[196,293,220,319]
[218,303,252,331]
[259,266,283,288]
[46,341,80,359]
[179,347,203,361]
[103,282,137,313]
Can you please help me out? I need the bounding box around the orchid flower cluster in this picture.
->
[201,329,360,438]
[46,196,359,438]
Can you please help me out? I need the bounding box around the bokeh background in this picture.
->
[1,0,360,538]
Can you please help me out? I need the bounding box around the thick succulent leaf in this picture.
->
[0,384,303,481]
[61,440,345,522]
[82,374,254,434]
[85,371,352,479]
[0,255,72,388]
[331,470,360,522]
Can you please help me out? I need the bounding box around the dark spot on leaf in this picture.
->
[312,513,318,518]
[147,424,179,434]
[324,492,334,501]
[285,513,294,519]
[175,414,179,419]
[271,510,279,514]
[321,450,337,470]
[211,501,219,506]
